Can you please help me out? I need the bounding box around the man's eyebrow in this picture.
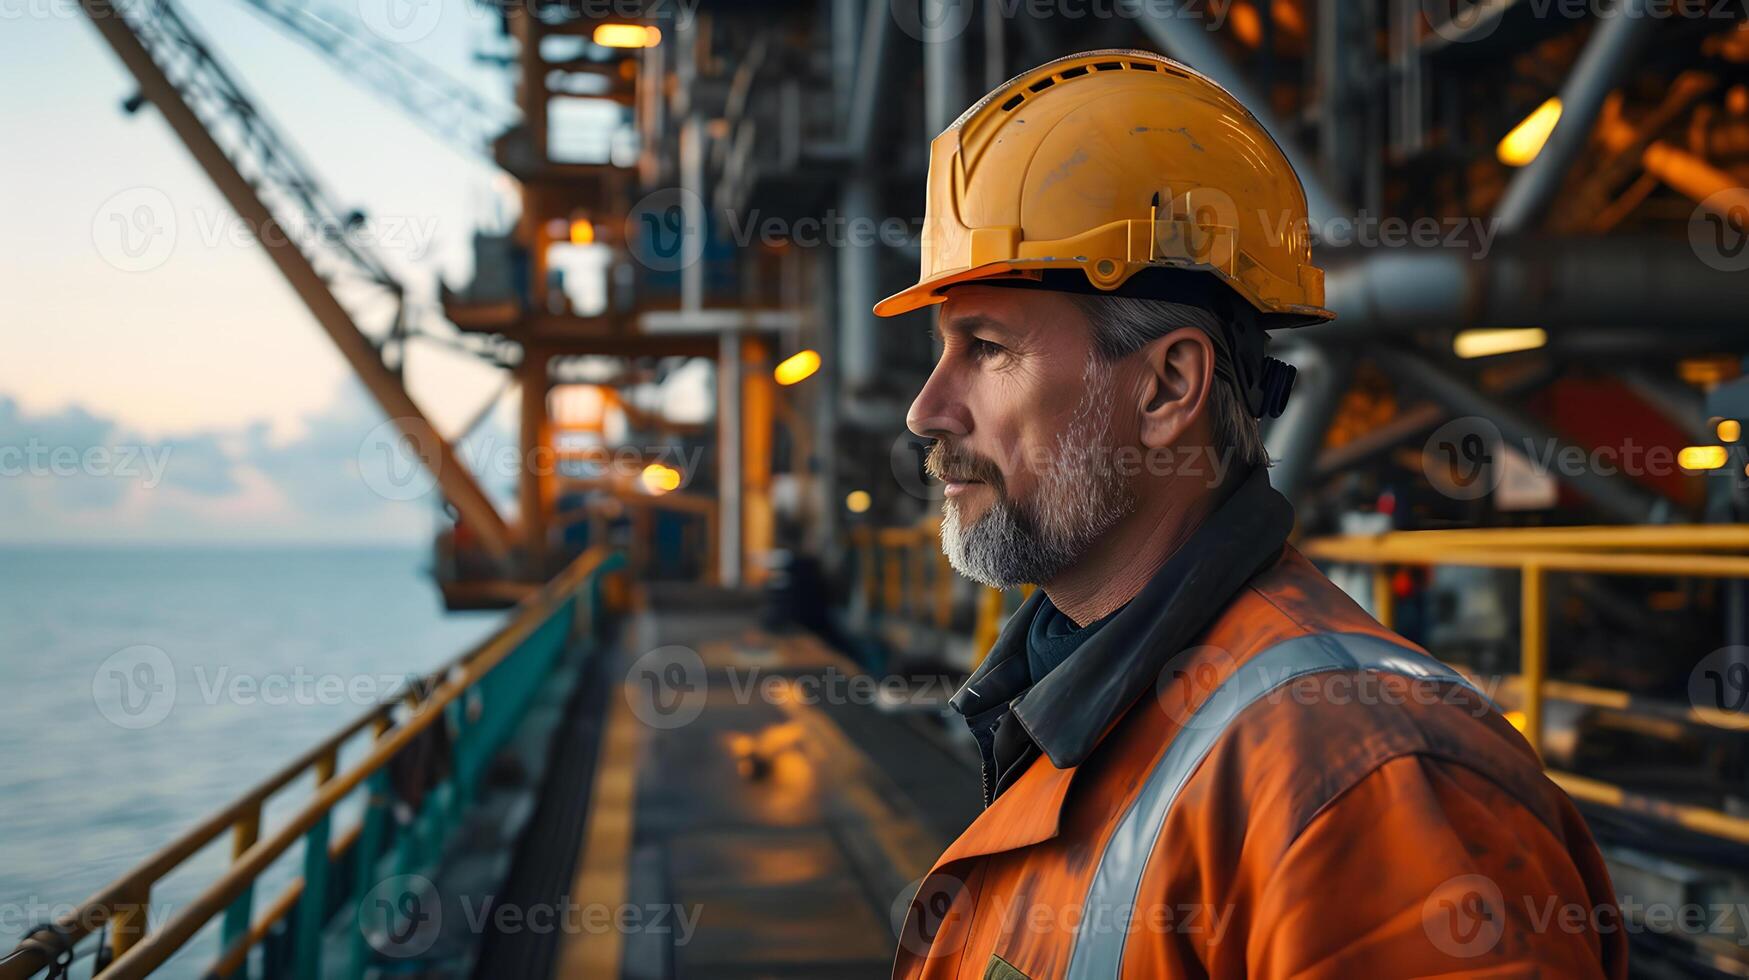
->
[935,313,1017,342]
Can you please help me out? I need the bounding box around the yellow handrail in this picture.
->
[1302,527,1749,846]
[1317,524,1749,553]
[0,546,622,980]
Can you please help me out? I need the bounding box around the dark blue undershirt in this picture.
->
[1026,593,1124,684]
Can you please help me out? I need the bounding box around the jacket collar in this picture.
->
[949,466,1295,769]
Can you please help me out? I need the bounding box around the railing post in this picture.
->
[1371,563,1394,629]
[1522,564,1547,758]
[910,535,930,620]
[220,803,262,977]
[933,548,953,630]
[971,587,1004,666]
[294,750,337,980]
[882,540,902,616]
[858,533,878,614]
[348,722,393,977]
[444,697,468,826]
[103,886,149,973]
[588,571,606,643]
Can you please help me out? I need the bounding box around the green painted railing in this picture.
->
[0,548,626,980]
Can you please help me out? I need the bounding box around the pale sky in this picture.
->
[0,0,586,544]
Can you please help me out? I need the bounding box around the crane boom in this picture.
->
[79,0,516,561]
[224,0,519,161]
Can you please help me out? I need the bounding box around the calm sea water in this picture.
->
[0,546,505,975]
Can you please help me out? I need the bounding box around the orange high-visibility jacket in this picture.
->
[895,474,1626,979]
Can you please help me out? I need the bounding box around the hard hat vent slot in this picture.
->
[1094,61,1123,71]
[1000,93,1025,112]
[1059,65,1089,79]
[1130,61,1161,71]
[1028,77,1055,93]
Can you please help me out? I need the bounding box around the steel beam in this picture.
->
[1493,0,1656,234]
[1371,349,1666,523]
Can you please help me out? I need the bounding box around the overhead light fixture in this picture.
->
[640,463,682,494]
[1497,98,1562,167]
[568,218,595,245]
[1678,446,1729,471]
[845,490,872,514]
[773,349,822,386]
[1453,327,1547,359]
[594,24,661,48]
[1720,419,1743,442]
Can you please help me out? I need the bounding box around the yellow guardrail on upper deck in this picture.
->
[1301,525,1749,847]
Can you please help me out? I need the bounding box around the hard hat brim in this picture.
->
[873,259,1336,328]
[872,262,1041,318]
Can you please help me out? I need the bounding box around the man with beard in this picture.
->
[877,51,1625,979]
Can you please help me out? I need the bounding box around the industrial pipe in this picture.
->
[1312,237,1749,338]
[1493,0,1656,234]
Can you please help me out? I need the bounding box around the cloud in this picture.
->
[0,381,505,545]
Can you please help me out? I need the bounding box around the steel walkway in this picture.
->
[481,584,981,979]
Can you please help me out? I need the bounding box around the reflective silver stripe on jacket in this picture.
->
[1062,631,1493,980]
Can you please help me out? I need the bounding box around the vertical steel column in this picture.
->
[719,331,744,587]
[838,180,880,395]
[743,336,774,585]
[924,0,966,137]
[519,349,552,579]
[983,0,1007,90]
[1390,0,1425,157]
[680,115,706,313]
[834,0,862,119]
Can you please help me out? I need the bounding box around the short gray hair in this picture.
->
[1070,294,1270,470]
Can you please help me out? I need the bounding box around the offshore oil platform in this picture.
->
[7,0,1749,977]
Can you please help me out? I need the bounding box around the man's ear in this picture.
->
[1135,326,1215,450]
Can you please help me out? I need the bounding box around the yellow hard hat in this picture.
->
[874,49,1333,329]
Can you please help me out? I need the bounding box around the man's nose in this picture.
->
[907,364,970,440]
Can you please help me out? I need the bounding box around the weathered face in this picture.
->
[905,285,1137,588]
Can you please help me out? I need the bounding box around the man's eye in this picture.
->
[969,338,1004,359]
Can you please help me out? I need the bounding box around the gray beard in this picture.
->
[938,361,1135,590]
